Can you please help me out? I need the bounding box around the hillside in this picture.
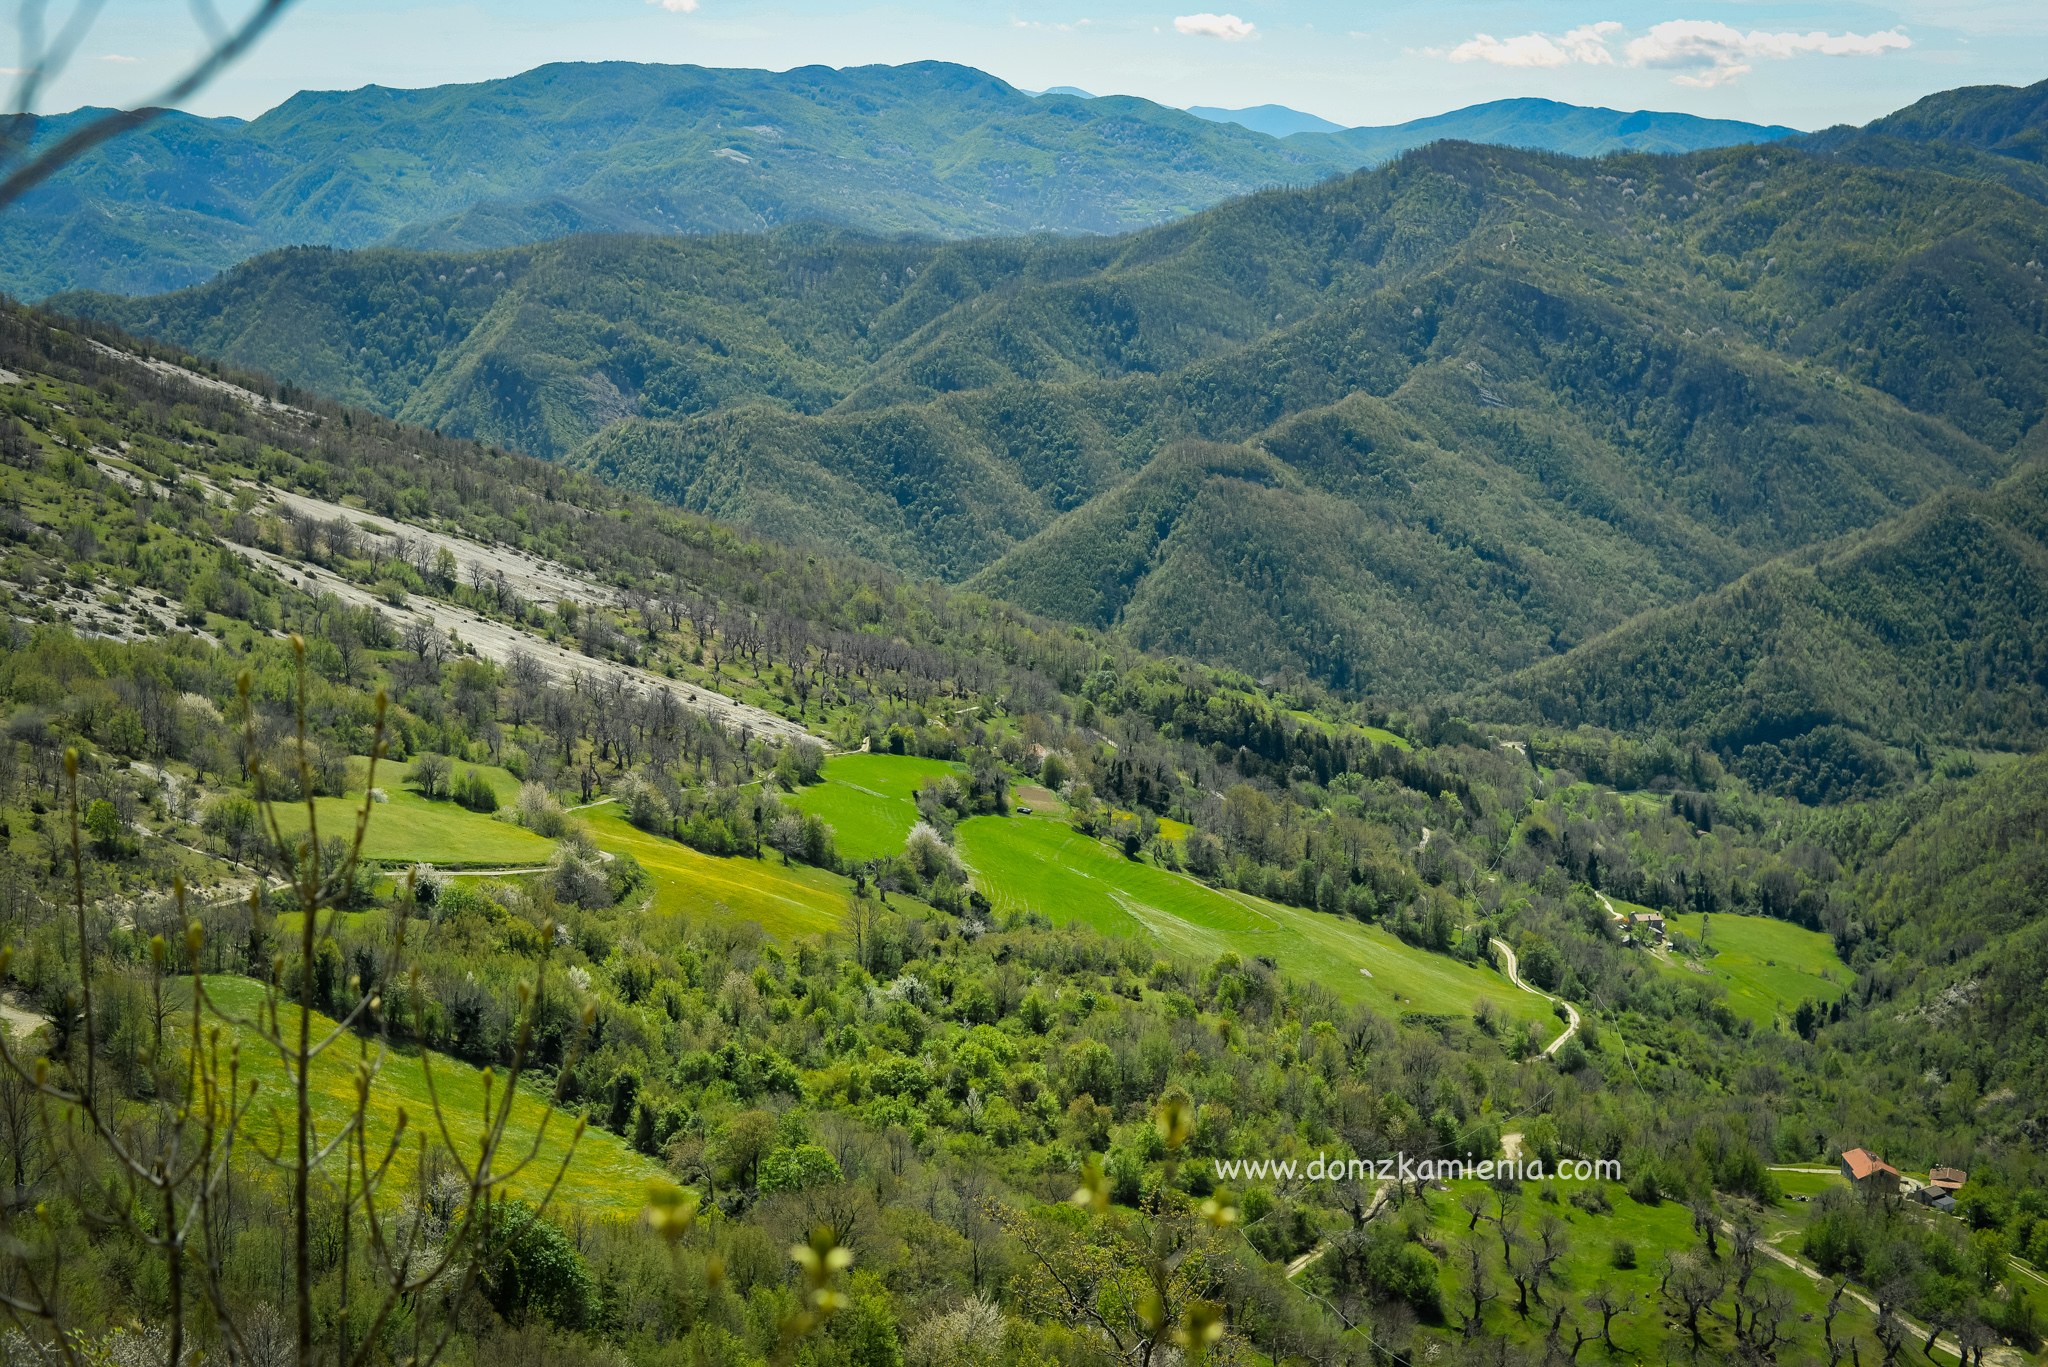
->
[1485,462,2048,797]
[0,62,1795,301]
[68,126,2048,694]
[7,300,2048,1365]
[1811,751,2048,1144]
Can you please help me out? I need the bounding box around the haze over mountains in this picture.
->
[1186,103,1348,138]
[10,60,1798,299]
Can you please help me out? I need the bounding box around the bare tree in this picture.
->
[0,1,301,213]
[1583,1286,1634,1351]
[1459,1235,1498,1339]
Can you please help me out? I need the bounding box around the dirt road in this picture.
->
[1492,937,1581,1057]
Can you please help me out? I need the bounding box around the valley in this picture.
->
[3,49,2048,1367]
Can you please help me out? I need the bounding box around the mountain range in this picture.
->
[11,62,1796,300]
[54,74,2048,783]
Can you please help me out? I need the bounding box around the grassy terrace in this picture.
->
[958,812,1555,1030]
[1402,1178,1900,1361]
[195,976,660,1214]
[788,751,962,861]
[271,758,555,868]
[583,805,848,939]
[1660,911,1850,1028]
[784,752,1555,1034]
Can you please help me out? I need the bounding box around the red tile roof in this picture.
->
[1842,1148,1900,1180]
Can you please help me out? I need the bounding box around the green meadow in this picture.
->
[271,757,555,868]
[196,976,660,1214]
[780,753,1553,1034]
[1290,709,1412,751]
[1661,912,1850,1027]
[956,812,1555,1033]
[583,805,848,939]
[788,751,963,860]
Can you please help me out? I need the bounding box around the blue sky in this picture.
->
[37,0,2048,129]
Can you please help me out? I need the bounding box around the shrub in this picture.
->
[615,772,671,832]
[515,781,568,837]
[1611,1238,1637,1270]
[453,768,500,813]
[904,821,965,885]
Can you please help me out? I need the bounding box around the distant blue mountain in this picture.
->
[1315,96,1802,162]
[1188,103,1345,137]
[6,63,1802,300]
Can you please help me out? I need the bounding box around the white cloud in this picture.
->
[1624,20,1910,88]
[1445,22,1619,68]
[1435,18,1908,86]
[1013,17,1094,32]
[646,0,698,12]
[99,53,140,63]
[1174,13,1255,41]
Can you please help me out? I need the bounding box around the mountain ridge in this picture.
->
[9,60,1799,299]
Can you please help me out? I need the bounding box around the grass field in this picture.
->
[1660,912,1850,1027]
[582,806,848,939]
[197,976,658,1214]
[956,811,1555,1033]
[271,757,555,868]
[788,752,963,861]
[1288,710,1412,750]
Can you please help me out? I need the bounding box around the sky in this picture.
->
[29,0,2048,130]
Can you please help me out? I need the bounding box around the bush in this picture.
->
[1361,1221,1443,1322]
[515,782,568,836]
[1610,1239,1637,1270]
[478,1202,593,1330]
[904,822,965,885]
[615,772,671,832]
[454,768,500,813]
[550,848,612,909]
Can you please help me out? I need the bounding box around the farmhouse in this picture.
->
[1630,909,1666,940]
[1915,1165,1967,1210]
[1841,1147,1902,1197]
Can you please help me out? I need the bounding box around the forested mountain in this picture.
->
[1802,76,2048,203]
[1484,459,2048,799]
[69,116,2048,695]
[0,61,1792,300]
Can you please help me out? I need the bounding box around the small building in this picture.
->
[1630,910,1666,941]
[1841,1148,1902,1198]
[1928,1165,1967,1195]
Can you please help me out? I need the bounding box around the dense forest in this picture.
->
[64,83,2048,713]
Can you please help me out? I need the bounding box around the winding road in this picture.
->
[1491,937,1581,1057]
